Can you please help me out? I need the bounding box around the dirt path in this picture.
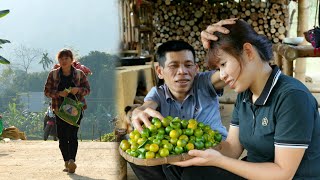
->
[0,140,128,180]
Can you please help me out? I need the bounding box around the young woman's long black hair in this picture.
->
[207,20,273,69]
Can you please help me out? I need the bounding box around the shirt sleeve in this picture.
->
[274,90,315,148]
[44,70,59,98]
[144,87,161,104]
[230,94,242,127]
[197,71,223,97]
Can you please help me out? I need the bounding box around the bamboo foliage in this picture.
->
[0,9,10,64]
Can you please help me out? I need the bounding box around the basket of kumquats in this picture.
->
[119,116,222,166]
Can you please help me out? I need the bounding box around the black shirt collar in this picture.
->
[243,65,281,105]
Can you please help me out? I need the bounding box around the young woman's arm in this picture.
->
[173,139,304,180]
[210,70,225,90]
[216,146,304,180]
[218,126,244,159]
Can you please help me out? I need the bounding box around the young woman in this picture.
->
[173,19,320,180]
[44,49,90,173]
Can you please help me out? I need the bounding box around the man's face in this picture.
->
[157,50,198,98]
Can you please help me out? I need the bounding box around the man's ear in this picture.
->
[155,65,164,79]
[196,63,199,73]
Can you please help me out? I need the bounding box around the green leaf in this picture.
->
[0,55,10,64]
[0,39,11,45]
[138,139,151,149]
[0,10,9,18]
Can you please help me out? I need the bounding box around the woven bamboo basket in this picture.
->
[119,143,221,166]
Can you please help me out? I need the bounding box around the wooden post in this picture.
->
[283,58,294,76]
[273,44,320,60]
[296,0,309,82]
[128,0,132,48]
[272,44,320,76]
[274,52,283,71]
[119,0,124,47]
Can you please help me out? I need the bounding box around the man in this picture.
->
[129,40,227,180]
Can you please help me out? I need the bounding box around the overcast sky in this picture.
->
[0,0,119,72]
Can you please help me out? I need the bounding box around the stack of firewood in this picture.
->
[152,0,289,71]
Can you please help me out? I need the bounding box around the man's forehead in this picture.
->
[165,50,193,56]
[165,51,194,63]
[166,58,194,63]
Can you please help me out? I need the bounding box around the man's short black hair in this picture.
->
[156,40,196,67]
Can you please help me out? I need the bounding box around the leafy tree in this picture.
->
[79,104,116,140]
[78,51,117,113]
[76,51,117,136]
[0,66,20,111]
[39,52,54,70]
[0,9,10,64]
[25,71,49,91]
[0,68,48,111]
[0,66,14,91]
